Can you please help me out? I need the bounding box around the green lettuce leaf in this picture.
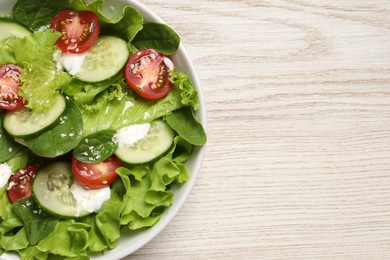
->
[19,246,49,260]
[0,44,16,67]
[63,73,122,106]
[117,167,171,229]
[35,221,90,259]
[170,71,200,110]
[0,227,29,251]
[0,31,72,112]
[81,71,200,136]
[116,140,191,230]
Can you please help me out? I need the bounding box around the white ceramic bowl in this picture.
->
[0,0,206,259]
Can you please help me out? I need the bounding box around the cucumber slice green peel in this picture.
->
[3,94,67,138]
[74,35,129,83]
[31,161,89,218]
[114,119,175,165]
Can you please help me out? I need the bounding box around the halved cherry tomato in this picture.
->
[7,166,38,203]
[0,64,24,110]
[125,49,174,100]
[71,156,121,189]
[50,10,100,54]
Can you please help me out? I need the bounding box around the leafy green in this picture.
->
[22,99,84,158]
[11,197,57,245]
[0,187,23,235]
[63,74,122,106]
[0,30,73,112]
[165,107,207,145]
[132,23,180,55]
[81,81,125,113]
[5,149,29,172]
[92,190,123,249]
[0,43,16,64]
[73,129,118,163]
[13,0,70,31]
[81,72,200,136]
[116,140,191,229]
[0,114,23,163]
[170,71,200,110]
[117,167,171,229]
[103,6,144,43]
[71,0,143,42]
[0,227,29,251]
[19,246,49,260]
[35,221,90,259]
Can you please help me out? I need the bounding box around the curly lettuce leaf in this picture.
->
[19,247,49,260]
[35,221,90,259]
[79,181,131,254]
[1,31,72,112]
[91,190,124,250]
[81,71,200,136]
[1,227,29,251]
[63,73,122,106]
[117,167,172,229]
[170,71,200,110]
[115,136,192,230]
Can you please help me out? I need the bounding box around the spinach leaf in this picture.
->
[22,99,84,158]
[13,0,70,31]
[0,114,23,163]
[132,23,180,55]
[5,149,29,172]
[165,107,207,145]
[73,129,118,163]
[11,197,57,245]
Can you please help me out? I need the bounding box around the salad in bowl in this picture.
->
[0,0,206,259]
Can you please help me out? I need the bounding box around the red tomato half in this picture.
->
[50,10,100,54]
[71,156,121,189]
[7,166,38,203]
[0,64,24,110]
[125,49,174,100]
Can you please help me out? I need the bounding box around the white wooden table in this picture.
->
[126,1,390,259]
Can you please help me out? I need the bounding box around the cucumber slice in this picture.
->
[31,162,88,218]
[3,94,66,138]
[0,18,31,43]
[114,119,175,164]
[74,36,129,82]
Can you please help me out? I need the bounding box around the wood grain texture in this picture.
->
[125,1,390,259]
